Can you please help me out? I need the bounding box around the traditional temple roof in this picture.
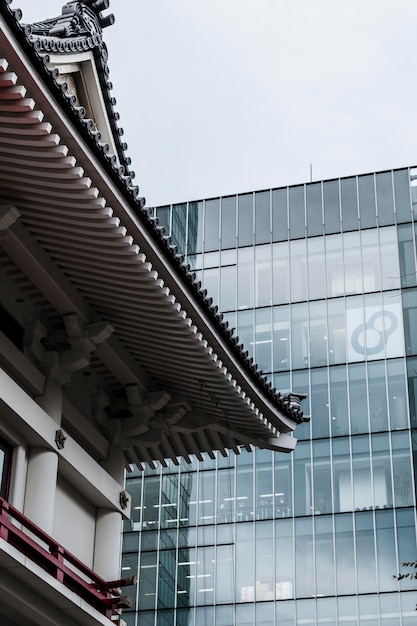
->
[0,0,308,466]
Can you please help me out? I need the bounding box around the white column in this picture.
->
[93,508,122,580]
[24,373,63,533]
[23,447,58,535]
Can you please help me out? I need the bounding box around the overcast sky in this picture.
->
[16,0,417,207]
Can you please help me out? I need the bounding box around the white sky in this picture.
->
[16,0,417,207]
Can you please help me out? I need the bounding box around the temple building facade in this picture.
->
[0,2,306,625]
[122,168,417,625]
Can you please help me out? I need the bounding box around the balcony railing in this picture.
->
[0,496,128,623]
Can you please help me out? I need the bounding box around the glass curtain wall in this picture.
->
[123,167,417,625]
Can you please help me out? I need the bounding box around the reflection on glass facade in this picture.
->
[123,168,417,625]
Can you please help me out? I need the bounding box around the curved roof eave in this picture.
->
[0,3,308,463]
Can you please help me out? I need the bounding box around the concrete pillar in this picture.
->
[23,447,58,535]
[93,508,122,580]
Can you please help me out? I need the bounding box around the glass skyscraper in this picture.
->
[122,167,417,625]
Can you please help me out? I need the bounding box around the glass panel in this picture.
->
[307,236,326,300]
[311,368,330,439]
[290,302,308,370]
[411,174,417,220]
[376,171,395,226]
[313,440,332,515]
[309,300,328,368]
[293,442,311,516]
[157,549,177,609]
[327,298,346,365]
[315,515,335,596]
[187,200,203,256]
[376,509,397,592]
[360,229,381,293]
[348,363,369,435]
[198,471,215,524]
[358,594,379,625]
[238,193,253,246]
[156,205,170,234]
[216,545,233,603]
[392,431,414,508]
[255,602,274,626]
[403,288,417,357]
[368,360,388,432]
[255,450,273,520]
[237,309,254,359]
[352,436,373,510]
[358,174,377,229]
[220,264,236,312]
[275,518,294,601]
[274,457,292,517]
[255,307,272,373]
[341,176,359,231]
[380,226,400,291]
[289,185,305,239]
[382,291,404,360]
[295,517,314,597]
[220,195,236,250]
[333,437,353,513]
[397,509,417,590]
[335,513,356,595]
[217,468,234,524]
[171,203,187,253]
[325,235,344,297]
[255,190,270,244]
[236,523,254,601]
[371,433,393,509]
[272,187,288,242]
[355,511,377,593]
[236,462,254,523]
[204,198,220,252]
[139,551,158,610]
[272,241,290,305]
[273,305,290,372]
[306,182,322,237]
[142,475,161,530]
[330,365,349,436]
[323,179,340,234]
[255,244,272,307]
[255,522,274,600]
[290,238,308,302]
[202,267,219,307]
[393,168,411,223]
[397,223,416,288]
[387,358,408,430]
[237,247,254,310]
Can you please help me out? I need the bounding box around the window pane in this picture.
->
[393,168,411,223]
[204,198,220,252]
[272,187,288,242]
[341,176,359,231]
[289,186,305,239]
[358,174,377,229]
[306,182,322,236]
[376,171,394,226]
[221,196,236,250]
[255,190,270,244]
[238,193,253,246]
[323,179,340,234]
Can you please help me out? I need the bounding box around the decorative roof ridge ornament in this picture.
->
[28,1,114,43]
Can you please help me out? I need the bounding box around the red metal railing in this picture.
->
[0,496,124,622]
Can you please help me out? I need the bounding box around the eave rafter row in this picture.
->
[0,48,301,464]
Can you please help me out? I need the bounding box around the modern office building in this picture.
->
[123,168,417,625]
[0,2,307,625]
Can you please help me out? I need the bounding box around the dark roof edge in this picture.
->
[0,0,306,426]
